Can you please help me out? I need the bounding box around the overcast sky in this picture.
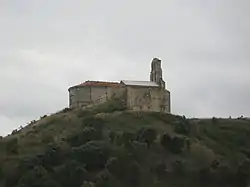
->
[0,0,250,135]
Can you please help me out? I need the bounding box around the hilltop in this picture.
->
[1,99,250,187]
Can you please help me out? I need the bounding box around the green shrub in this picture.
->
[18,155,42,171]
[92,98,126,114]
[73,141,111,171]
[94,169,116,187]
[214,165,235,186]
[125,140,147,162]
[155,161,167,179]
[172,159,186,176]
[60,107,72,113]
[189,143,216,170]
[199,166,213,186]
[136,128,157,147]
[212,117,218,124]
[67,127,102,147]
[81,181,95,187]
[106,156,141,187]
[173,118,191,135]
[54,160,87,187]
[41,133,54,144]
[120,132,136,147]
[235,159,250,187]
[17,166,59,187]
[160,134,185,154]
[82,116,105,136]
[41,143,64,169]
[5,137,19,155]
[108,131,116,144]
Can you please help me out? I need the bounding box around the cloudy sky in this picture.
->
[0,0,250,135]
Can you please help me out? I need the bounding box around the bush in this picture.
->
[199,166,213,186]
[189,143,216,170]
[40,115,47,119]
[108,131,116,144]
[41,143,64,169]
[67,127,102,147]
[41,133,54,144]
[54,160,87,187]
[173,119,191,135]
[120,132,136,147]
[18,155,42,171]
[92,98,126,114]
[0,165,3,180]
[172,160,186,176]
[81,181,95,187]
[82,116,105,136]
[106,156,141,187]
[125,140,147,162]
[235,159,250,187]
[17,166,59,187]
[212,117,218,124]
[94,169,116,187]
[60,107,72,113]
[160,134,185,154]
[73,141,111,171]
[155,161,167,179]
[136,128,157,147]
[5,137,19,155]
[214,165,235,186]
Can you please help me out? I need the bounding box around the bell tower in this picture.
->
[150,58,165,89]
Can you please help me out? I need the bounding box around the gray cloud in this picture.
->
[0,0,250,135]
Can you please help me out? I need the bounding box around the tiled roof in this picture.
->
[120,80,159,87]
[78,81,122,87]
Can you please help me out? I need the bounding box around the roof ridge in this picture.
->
[121,80,159,87]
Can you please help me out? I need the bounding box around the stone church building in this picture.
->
[68,58,171,113]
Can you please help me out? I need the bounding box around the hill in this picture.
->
[1,99,250,187]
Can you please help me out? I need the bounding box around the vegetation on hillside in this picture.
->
[0,99,250,187]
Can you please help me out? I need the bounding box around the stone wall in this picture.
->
[69,84,170,113]
[90,86,108,103]
[107,86,126,100]
[69,86,91,108]
[69,85,127,109]
[126,86,170,113]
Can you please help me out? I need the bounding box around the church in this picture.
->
[68,58,171,113]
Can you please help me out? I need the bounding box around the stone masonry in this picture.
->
[68,58,171,113]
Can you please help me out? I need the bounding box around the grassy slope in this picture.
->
[1,101,250,187]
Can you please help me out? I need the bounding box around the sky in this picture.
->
[0,0,250,135]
